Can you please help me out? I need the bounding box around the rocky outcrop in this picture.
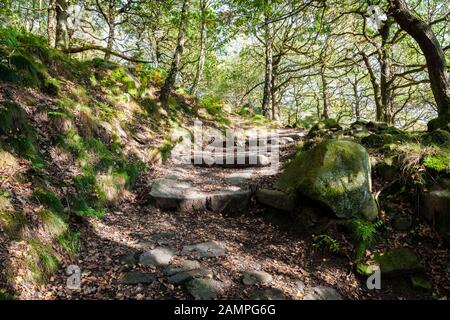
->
[275,139,378,220]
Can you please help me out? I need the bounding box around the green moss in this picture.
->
[58,231,81,258]
[159,141,174,162]
[39,209,67,237]
[423,153,450,172]
[422,129,450,146]
[0,64,18,82]
[375,248,423,277]
[9,54,45,87]
[410,274,432,290]
[361,133,394,148]
[32,188,64,215]
[0,101,45,169]
[275,139,377,220]
[427,115,450,132]
[0,195,26,238]
[27,239,60,284]
[0,290,13,300]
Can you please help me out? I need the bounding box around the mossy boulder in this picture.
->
[309,119,342,136]
[275,139,378,221]
[366,121,388,132]
[422,129,450,146]
[375,156,399,181]
[374,248,423,277]
[361,133,394,148]
[427,114,450,132]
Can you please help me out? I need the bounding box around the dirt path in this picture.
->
[40,125,444,300]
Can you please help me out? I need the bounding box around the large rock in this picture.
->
[139,247,175,267]
[275,139,378,220]
[303,286,343,300]
[182,241,227,258]
[420,186,450,243]
[118,271,155,285]
[186,278,226,300]
[242,271,273,285]
[255,189,295,212]
[374,248,423,277]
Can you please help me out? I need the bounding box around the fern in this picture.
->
[349,219,383,261]
[313,234,341,254]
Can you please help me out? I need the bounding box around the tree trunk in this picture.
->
[320,66,329,119]
[105,16,116,61]
[361,52,383,121]
[55,0,69,50]
[160,0,191,106]
[352,79,360,121]
[389,0,450,125]
[380,19,393,125]
[48,0,57,48]
[261,14,273,118]
[190,0,208,95]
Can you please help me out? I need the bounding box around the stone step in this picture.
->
[207,135,298,148]
[150,178,252,212]
[192,154,273,167]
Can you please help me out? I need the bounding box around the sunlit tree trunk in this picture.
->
[380,19,393,125]
[191,0,208,95]
[55,0,69,50]
[48,0,57,48]
[262,13,273,118]
[389,0,450,126]
[320,65,329,119]
[105,15,116,61]
[160,0,191,106]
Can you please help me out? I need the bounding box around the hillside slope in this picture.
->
[0,28,239,299]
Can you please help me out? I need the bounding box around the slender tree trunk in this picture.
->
[55,0,69,50]
[352,80,360,121]
[190,0,208,95]
[160,0,191,106]
[389,0,450,124]
[48,0,57,48]
[361,52,383,121]
[320,66,329,119]
[105,16,116,61]
[380,19,393,125]
[262,14,273,118]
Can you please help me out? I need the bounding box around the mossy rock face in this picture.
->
[420,188,450,244]
[366,121,388,132]
[361,133,394,148]
[375,248,423,277]
[427,115,450,132]
[309,119,342,135]
[421,129,450,146]
[275,139,378,220]
[375,157,399,181]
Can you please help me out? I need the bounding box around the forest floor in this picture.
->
[37,124,449,301]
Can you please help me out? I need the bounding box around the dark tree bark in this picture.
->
[160,0,191,106]
[361,52,383,121]
[190,0,209,95]
[389,0,450,128]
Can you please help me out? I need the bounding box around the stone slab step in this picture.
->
[192,154,273,167]
[150,178,252,212]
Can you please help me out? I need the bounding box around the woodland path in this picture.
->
[42,124,403,300]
